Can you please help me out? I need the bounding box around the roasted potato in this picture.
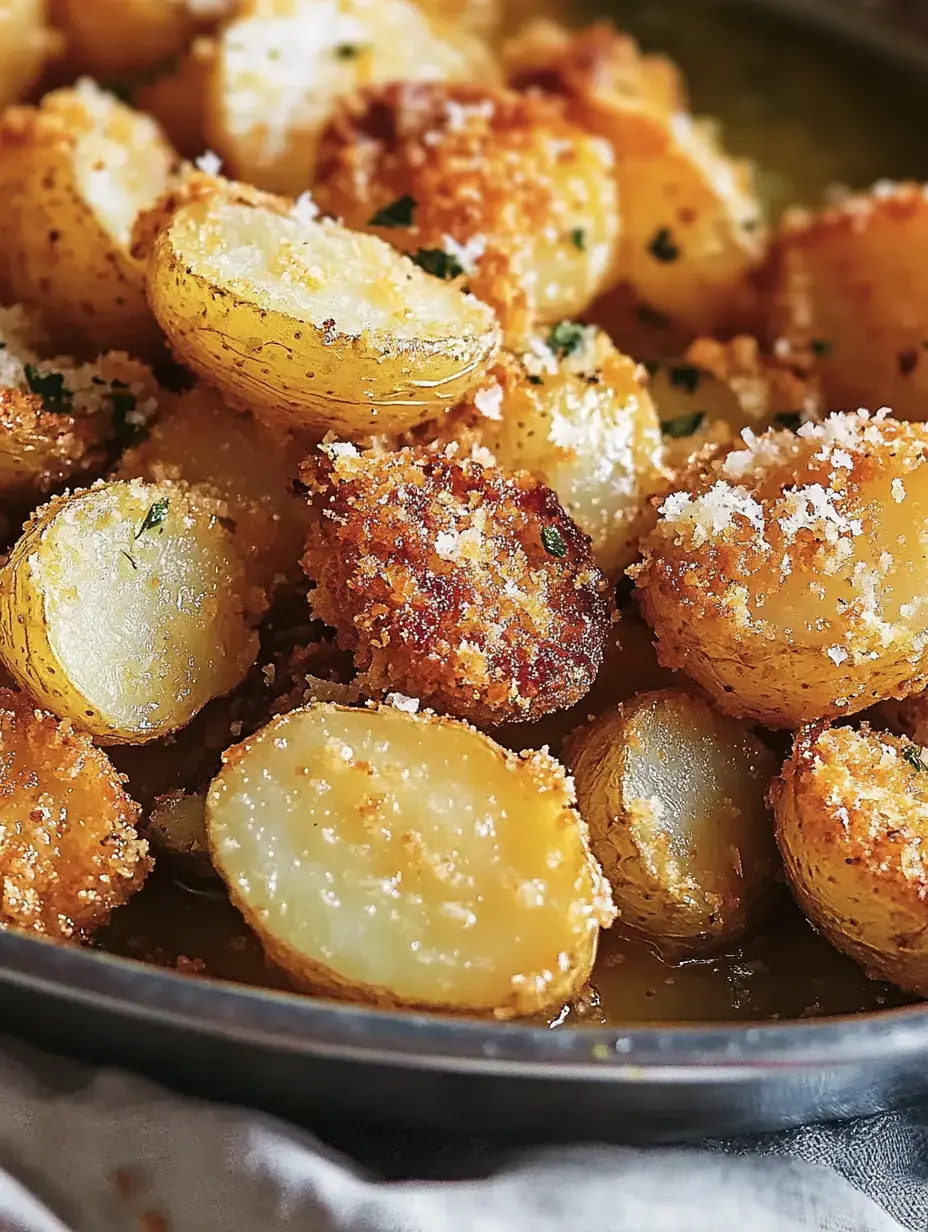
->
[505,20,767,339]
[0,0,60,108]
[145,789,214,878]
[134,38,216,159]
[0,302,161,503]
[313,82,619,339]
[634,411,928,728]
[769,182,928,422]
[567,688,778,955]
[301,442,612,725]
[116,383,311,590]
[0,687,150,940]
[650,335,822,470]
[0,81,176,358]
[140,176,501,436]
[207,701,615,1015]
[773,723,928,997]
[206,0,497,195]
[415,0,499,35]
[0,479,262,743]
[419,326,665,575]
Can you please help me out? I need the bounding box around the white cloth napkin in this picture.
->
[0,1037,922,1232]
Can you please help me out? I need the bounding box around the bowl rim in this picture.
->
[2,929,927,1083]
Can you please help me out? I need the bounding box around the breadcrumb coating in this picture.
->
[0,688,150,940]
[300,443,612,725]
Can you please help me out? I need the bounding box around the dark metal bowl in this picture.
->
[7,0,928,1143]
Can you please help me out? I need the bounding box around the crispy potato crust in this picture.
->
[773,724,928,996]
[301,443,613,725]
[314,81,619,339]
[0,687,150,939]
[634,411,928,727]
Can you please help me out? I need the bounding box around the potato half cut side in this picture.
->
[0,480,261,743]
[145,191,501,435]
[207,702,616,1017]
[567,688,779,956]
[0,687,150,939]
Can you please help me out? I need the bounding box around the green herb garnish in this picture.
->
[119,549,138,571]
[774,412,803,431]
[569,227,587,251]
[810,339,833,358]
[410,248,465,280]
[547,320,588,359]
[110,379,143,445]
[335,42,363,59]
[107,82,134,104]
[369,195,417,228]
[668,365,702,395]
[903,743,927,772]
[24,365,73,414]
[661,412,705,439]
[541,525,567,558]
[647,226,680,263]
[527,374,544,386]
[135,498,170,540]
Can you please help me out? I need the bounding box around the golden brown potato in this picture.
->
[116,383,311,590]
[314,82,619,339]
[650,335,822,470]
[140,175,501,436]
[0,479,262,743]
[206,0,497,195]
[0,687,150,940]
[414,0,499,35]
[773,723,928,997]
[133,38,216,159]
[0,81,177,358]
[417,326,664,575]
[0,0,61,107]
[207,701,615,1015]
[505,20,767,339]
[769,183,928,422]
[301,442,613,726]
[568,688,778,955]
[634,411,928,728]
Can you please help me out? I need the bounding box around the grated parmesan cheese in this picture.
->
[195,149,223,175]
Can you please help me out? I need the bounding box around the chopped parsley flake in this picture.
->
[106,82,134,104]
[661,411,705,439]
[810,339,833,358]
[369,194,417,228]
[335,42,363,59]
[135,498,170,540]
[410,248,465,279]
[774,411,803,431]
[547,320,588,359]
[647,227,680,263]
[110,380,144,446]
[119,549,138,571]
[903,743,928,772]
[24,365,73,414]
[541,525,567,558]
[667,364,703,394]
[569,227,587,251]
[527,374,544,385]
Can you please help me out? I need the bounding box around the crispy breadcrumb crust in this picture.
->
[300,443,613,726]
[0,688,150,939]
[773,723,928,996]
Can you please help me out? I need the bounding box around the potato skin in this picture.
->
[0,687,150,939]
[301,442,613,726]
[773,724,928,997]
[314,82,619,339]
[0,0,60,108]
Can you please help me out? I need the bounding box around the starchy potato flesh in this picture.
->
[0,479,261,742]
[206,702,616,1015]
[0,81,176,358]
[773,724,928,997]
[568,688,778,954]
[0,687,150,938]
[207,0,497,195]
[0,0,60,108]
[143,185,501,435]
[770,183,928,423]
[313,82,619,338]
[634,411,928,728]
[418,328,665,575]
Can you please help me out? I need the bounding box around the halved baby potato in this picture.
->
[0,0,61,108]
[207,702,616,1016]
[142,180,501,435]
[0,479,262,743]
[567,688,779,956]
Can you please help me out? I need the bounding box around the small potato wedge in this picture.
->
[207,0,497,195]
[116,383,311,590]
[0,687,150,939]
[769,183,928,422]
[773,724,928,997]
[0,0,60,108]
[635,411,928,728]
[142,180,501,435]
[207,702,615,1016]
[567,688,778,956]
[0,479,262,743]
[0,81,176,359]
[314,82,619,339]
[505,20,767,339]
